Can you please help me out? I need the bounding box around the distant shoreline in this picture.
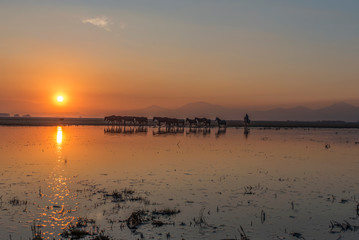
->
[0,117,358,128]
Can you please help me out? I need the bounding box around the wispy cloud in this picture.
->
[82,16,112,31]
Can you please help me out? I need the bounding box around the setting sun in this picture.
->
[57,96,64,102]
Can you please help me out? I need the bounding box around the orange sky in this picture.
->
[1,1,358,117]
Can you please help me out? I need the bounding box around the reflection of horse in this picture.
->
[243,127,250,139]
[244,114,251,127]
[215,128,226,138]
[195,117,211,128]
[152,127,184,136]
[135,126,148,133]
[104,126,134,134]
[215,117,226,128]
[186,127,210,136]
[104,126,148,135]
[186,118,197,128]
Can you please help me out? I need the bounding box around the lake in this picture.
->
[0,126,359,239]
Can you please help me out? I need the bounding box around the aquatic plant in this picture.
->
[152,208,180,216]
[330,220,359,233]
[238,225,250,240]
[126,210,149,230]
[60,217,106,239]
[104,188,148,203]
[9,197,27,206]
[290,232,305,239]
[260,210,266,224]
[194,208,211,227]
[30,221,43,240]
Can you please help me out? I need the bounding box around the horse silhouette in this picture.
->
[195,117,211,128]
[153,117,184,128]
[215,117,226,128]
[186,118,197,128]
[134,117,148,126]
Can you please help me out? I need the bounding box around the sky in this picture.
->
[0,0,358,117]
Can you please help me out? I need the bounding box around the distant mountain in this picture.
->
[169,102,233,118]
[250,102,359,121]
[250,106,314,121]
[118,105,169,117]
[117,102,359,122]
[314,102,359,121]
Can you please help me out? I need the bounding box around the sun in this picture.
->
[57,96,64,102]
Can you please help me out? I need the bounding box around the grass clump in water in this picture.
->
[126,210,150,230]
[152,208,180,216]
[61,217,112,239]
[9,196,27,206]
[30,221,43,240]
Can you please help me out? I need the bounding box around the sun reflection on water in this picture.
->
[57,126,63,144]
[36,126,77,236]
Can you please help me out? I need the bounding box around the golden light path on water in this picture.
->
[56,126,62,145]
[39,126,76,238]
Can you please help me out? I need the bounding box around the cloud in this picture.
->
[82,16,112,31]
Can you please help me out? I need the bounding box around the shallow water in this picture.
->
[0,126,359,239]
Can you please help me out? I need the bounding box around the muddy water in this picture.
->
[0,126,359,239]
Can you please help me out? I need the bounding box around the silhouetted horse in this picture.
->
[153,117,170,127]
[186,118,197,128]
[153,117,165,126]
[177,119,185,127]
[153,117,180,127]
[195,117,211,128]
[121,116,135,126]
[104,115,117,124]
[134,117,148,126]
[114,116,124,124]
[215,117,226,128]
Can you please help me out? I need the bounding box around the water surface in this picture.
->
[0,126,359,239]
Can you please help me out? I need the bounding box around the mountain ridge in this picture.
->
[117,102,359,122]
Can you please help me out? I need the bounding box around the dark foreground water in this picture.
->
[0,126,359,239]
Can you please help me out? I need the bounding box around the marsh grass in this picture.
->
[9,197,27,206]
[60,217,112,239]
[238,226,250,240]
[152,208,180,216]
[126,210,150,230]
[243,184,264,195]
[330,220,359,233]
[30,221,43,240]
[125,208,181,231]
[104,189,148,203]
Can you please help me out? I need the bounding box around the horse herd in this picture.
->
[104,115,228,128]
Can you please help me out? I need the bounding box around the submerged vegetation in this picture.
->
[7,178,359,239]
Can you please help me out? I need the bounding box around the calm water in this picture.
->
[0,126,359,239]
